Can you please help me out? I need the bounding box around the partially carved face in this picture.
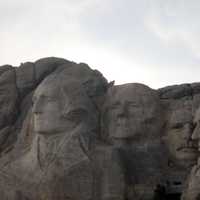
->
[33,77,96,135]
[105,83,162,140]
[165,101,198,167]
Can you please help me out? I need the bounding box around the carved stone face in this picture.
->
[33,83,71,134]
[105,83,162,140]
[33,76,96,135]
[165,101,198,166]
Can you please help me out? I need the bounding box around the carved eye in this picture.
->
[172,123,183,129]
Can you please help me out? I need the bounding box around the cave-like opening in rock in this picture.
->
[153,192,181,200]
[165,193,181,200]
[153,183,181,200]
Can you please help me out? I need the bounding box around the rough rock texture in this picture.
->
[157,83,200,200]
[1,57,200,199]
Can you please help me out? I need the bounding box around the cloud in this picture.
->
[146,0,200,58]
[77,0,200,69]
[0,0,90,64]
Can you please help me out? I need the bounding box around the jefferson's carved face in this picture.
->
[32,77,96,135]
[165,101,198,166]
[105,84,162,140]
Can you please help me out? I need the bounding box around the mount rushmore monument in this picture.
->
[0,57,200,199]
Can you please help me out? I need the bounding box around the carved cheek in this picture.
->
[168,130,182,149]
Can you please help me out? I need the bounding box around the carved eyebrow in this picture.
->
[113,101,120,105]
[42,93,54,97]
[32,94,57,102]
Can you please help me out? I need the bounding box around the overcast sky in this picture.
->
[1,0,200,88]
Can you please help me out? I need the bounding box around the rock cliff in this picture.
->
[0,57,199,200]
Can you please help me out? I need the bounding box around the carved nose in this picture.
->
[32,99,43,114]
[192,123,200,140]
[182,123,192,139]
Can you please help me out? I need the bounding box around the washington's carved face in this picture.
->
[33,83,70,134]
[32,77,96,135]
[165,102,198,166]
[105,84,162,140]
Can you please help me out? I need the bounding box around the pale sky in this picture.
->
[1,0,200,89]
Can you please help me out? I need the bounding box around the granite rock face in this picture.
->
[0,57,200,199]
